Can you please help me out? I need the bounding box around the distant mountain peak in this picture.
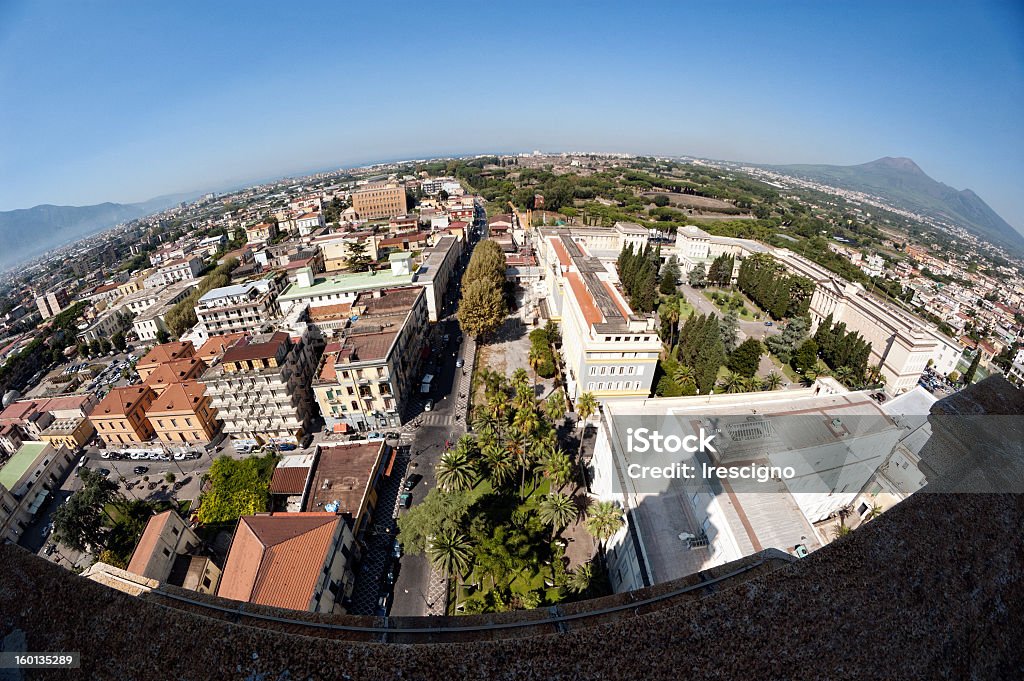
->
[769,156,1024,254]
[860,156,926,175]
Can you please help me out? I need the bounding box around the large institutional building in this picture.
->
[350,183,407,220]
[536,229,661,403]
[772,250,963,392]
[670,225,962,394]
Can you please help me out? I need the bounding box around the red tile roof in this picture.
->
[146,381,207,415]
[270,467,310,495]
[126,510,173,577]
[137,341,195,369]
[566,273,603,327]
[94,386,154,418]
[217,513,340,611]
[196,333,247,361]
[222,332,290,364]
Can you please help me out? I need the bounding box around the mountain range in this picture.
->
[767,157,1024,254]
[0,193,196,270]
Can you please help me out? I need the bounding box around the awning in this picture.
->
[332,423,350,434]
[27,489,50,515]
[383,447,397,477]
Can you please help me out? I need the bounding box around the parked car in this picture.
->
[133,466,148,475]
[366,432,384,440]
[173,452,188,461]
[100,451,113,459]
[455,358,465,368]
[277,443,297,451]
[399,492,412,509]
[392,538,403,558]
[404,474,422,491]
[98,468,111,477]
[764,321,774,327]
[424,399,434,411]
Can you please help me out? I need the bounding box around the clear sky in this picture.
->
[1,1,1022,228]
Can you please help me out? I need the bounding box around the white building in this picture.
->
[537,230,661,403]
[592,383,908,593]
[143,256,205,290]
[194,273,286,339]
[774,249,963,392]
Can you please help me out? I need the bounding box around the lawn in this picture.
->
[769,353,801,383]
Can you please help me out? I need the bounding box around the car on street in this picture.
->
[133,466,149,475]
[404,473,422,491]
[424,399,434,411]
[764,321,774,326]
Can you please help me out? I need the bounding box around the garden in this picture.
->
[397,369,622,614]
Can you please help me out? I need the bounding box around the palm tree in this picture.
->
[762,371,783,391]
[834,365,855,386]
[832,522,852,539]
[511,368,530,394]
[672,364,695,387]
[741,376,760,393]
[472,411,498,437]
[544,389,566,423]
[512,383,535,413]
[575,392,598,426]
[484,442,516,489]
[453,434,477,459]
[585,499,624,547]
[538,492,578,539]
[427,530,474,610]
[566,561,594,596]
[864,503,883,521]
[436,448,476,492]
[719,371,744,393]
[541,447,573,490]
[528,345,545,378]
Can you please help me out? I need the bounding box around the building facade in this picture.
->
[537,230,661,403]
[201,330,319,443]
[194,273,285,338]
[91,386,158,446]
[351,183,407,220]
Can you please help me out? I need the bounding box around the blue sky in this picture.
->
[1,1,1022,228]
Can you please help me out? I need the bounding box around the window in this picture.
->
[627,366,635,375]
[202,577,212,589]
[163,548,171,557]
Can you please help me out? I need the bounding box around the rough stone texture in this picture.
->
[0,377,1020,680]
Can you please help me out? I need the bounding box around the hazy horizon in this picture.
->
[1,1,1021,227]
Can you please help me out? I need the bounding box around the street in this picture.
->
[348,206,484,617]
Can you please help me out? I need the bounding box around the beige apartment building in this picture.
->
[351,183,407,220]
[311,287,428,431]
[200,329,319,444]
